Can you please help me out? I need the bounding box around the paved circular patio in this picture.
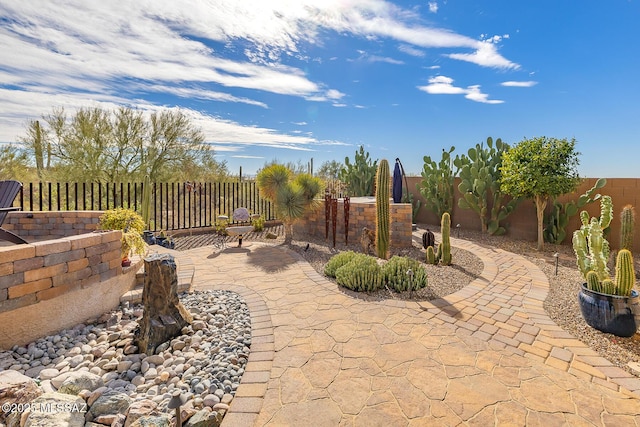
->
[171,232,640,426]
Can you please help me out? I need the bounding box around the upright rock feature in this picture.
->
[135,254,192,355]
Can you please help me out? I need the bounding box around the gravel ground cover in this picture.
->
[173,223,640,376]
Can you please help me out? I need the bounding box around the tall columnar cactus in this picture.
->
[614,249,635,297]
[440,212,452,265]
[141,174,152,230]
[572,195,612,281]
[620,205,635,252]
[375,159,390,259]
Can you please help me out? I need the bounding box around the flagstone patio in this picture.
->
[162,232,640,426]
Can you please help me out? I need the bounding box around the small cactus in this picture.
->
[426,246,436,265]
[601,279,615,295]
[614,249,635,297]
[586,270,600,292]
[422,230,435,249]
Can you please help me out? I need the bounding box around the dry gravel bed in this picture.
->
[173,224,640,376]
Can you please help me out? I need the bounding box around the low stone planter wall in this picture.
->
[293,197,412,248]
[1,211,101,238]
[0,211,140,348]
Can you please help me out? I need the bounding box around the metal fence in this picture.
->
[16,181,274,231]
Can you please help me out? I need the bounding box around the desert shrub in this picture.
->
[324,251,359,277]
[251,215,265,232]
[382,256,428,292]
[335,254,382,292]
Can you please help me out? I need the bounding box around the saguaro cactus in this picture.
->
[440,212,452,265]
[375,159,390,259]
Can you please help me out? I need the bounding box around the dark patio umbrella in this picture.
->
[392,159,403,203]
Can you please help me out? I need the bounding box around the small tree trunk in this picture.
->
[535,195,547,251]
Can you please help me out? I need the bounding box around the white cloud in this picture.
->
[0,0,518,152]
[428,2,439,13]
[501,81,538,87]
[417,76,503,104]
[447,41,519,69]
[398,44,426,57]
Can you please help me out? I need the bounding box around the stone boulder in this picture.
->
[0,370,43,425]
[57,371,104,395]
[88,390,133,420]
[124,399,158,427]
[22,392,85,427]
[135,253,192,355]
[128,414,171,426]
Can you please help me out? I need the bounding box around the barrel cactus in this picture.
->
[375,159,390,259]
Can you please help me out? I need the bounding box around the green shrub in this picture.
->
[99,208,146,257]
[251,215,265,232]
[335,254,382,292]
[382,256,428,292]
[214,218,228,235]
[324,251,359,277]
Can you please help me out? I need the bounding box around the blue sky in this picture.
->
[1,0,638,178]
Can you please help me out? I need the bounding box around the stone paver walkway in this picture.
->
[175,235,640,426]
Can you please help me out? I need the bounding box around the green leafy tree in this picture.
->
[0,144,33,181]
[501,136,581,250]
[418,146,459,219]
[19,106,227,183]
[339,146,377,196]
[454,137,520,235]
[257,164,322,243]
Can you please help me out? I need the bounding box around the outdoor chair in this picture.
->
[0,180,28,244]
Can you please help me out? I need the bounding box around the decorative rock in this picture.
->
[0,371,42,425]
[128,414,171,427]
[58,371,104,395]
[88,390,133,419]
[22,392,85,427]
[0,290,249,427]
[135,254,193,355]
[87,386,108,406]
[124,399,158,427]
[203,394,220,407]
[183,409,223,427]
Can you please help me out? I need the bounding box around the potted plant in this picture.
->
[572,195,640,337]
[99,208,147,267]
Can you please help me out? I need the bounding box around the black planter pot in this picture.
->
[578,283,640,337]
